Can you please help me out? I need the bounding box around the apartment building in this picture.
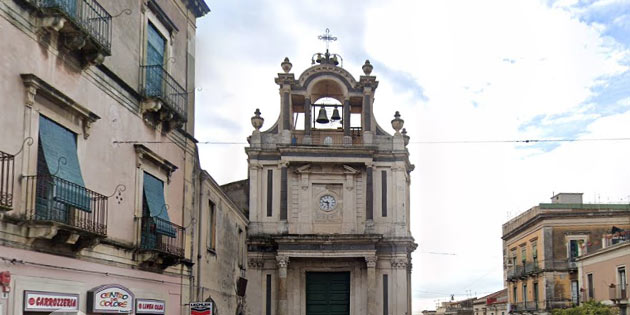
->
[502,193,630,314]
[577,227,629,315]
[0,0,209,314]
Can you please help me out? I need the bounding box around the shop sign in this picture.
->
[87,284,134,314]
[136,299,165,314]
[23,291,79,312]
[190,302,213,315]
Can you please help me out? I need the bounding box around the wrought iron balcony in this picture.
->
[512,301,539,312]
[140,216,184,258]
[507,264,524,281]
[24,174,108,236]
[25,0,111,57]
[0,150,15,210]
[140,65,188,124]
[525,261,540,275]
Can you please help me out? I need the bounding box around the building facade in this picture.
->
[502,193,630,314]
[0,0,209,314]
[243,52,417,315]
[191,169,249,314]
[472,289,507,315]
[577,228,629,315]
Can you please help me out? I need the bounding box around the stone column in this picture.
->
[366,256,377,315]
[276,255,289,315]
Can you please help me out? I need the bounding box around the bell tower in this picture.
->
[245,31,416,315]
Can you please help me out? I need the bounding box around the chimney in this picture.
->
[551,193,583,204]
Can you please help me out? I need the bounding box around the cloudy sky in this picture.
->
[194,0,630,312]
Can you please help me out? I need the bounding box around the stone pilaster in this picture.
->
[276,255,289,315]
[366,256,377,315]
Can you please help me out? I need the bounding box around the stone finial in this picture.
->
[281,57,292,73]
[251,108,264,131]
[391,111,404,135]
[362,60,373,75]
[402,128,410,146]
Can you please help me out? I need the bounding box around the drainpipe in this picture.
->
[196,162,204,300]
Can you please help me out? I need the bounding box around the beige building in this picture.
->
[241,51,417,315]
[577,228,629,315]
[502,193,630,314]
[0,0,210,314]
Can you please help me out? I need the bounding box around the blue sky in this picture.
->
[194,0,630,312]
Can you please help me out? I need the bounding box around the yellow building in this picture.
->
[502,193,630,314]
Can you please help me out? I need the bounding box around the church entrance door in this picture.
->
[306,272,350,315]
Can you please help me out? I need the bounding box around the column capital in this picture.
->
[248,258,265,269]
[276,255,289,268]
[391,258,409,269]
[365,256,377,268]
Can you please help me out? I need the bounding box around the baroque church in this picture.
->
[240,44,417,315]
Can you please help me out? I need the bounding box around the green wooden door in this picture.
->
[306,272,350,315]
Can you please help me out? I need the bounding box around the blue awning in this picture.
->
[38,116,91,212]
[143,172,175,237]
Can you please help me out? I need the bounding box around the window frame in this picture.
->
[208,200,217,252]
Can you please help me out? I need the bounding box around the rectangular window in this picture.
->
[533,282,539,303]
[522,283,527,303]
[209,201,216,250]
[569,240,579,260]
[238,227,244,268]
[513,286,517,303]
[145,22,166,96]
[521,246,526,264]
[37,116,90,216]
[381,170,387,217]
[266,169,273,217]
[142,172,174,236]
[366,167,373,220]
[571,280,579,305]
[383,274,388,315]
[280,167,287,220]
[266,274,272,315]
[619,267,627,293]
[147,22,165,65]
[587,274,594,299]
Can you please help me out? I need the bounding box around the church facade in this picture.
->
[244,51,417,315]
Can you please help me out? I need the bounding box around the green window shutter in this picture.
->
[143,172,175,237]
[145,23,166,97]
[38,116,90,212]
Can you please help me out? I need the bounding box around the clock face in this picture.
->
[319,195,337,211]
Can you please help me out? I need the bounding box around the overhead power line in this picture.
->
[113,137,630,145]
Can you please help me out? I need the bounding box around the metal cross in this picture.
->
[318,28,337,50]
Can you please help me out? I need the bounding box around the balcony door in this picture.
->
[146,22,166,96]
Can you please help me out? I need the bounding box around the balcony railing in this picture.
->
[507,265,524,280]
[140,65,188,122]
[512,301,539,312]
[0,151,15,210]
[292,128,363,146]
[28,0,112,54]
[24,174,108,235]
[525,261,540,275]
[140,216,184,258]
[610,284,628,301]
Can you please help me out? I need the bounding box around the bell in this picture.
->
[331,107,341,121]
[316,107,329,124]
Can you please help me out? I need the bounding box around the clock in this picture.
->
[319,195,337,211]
